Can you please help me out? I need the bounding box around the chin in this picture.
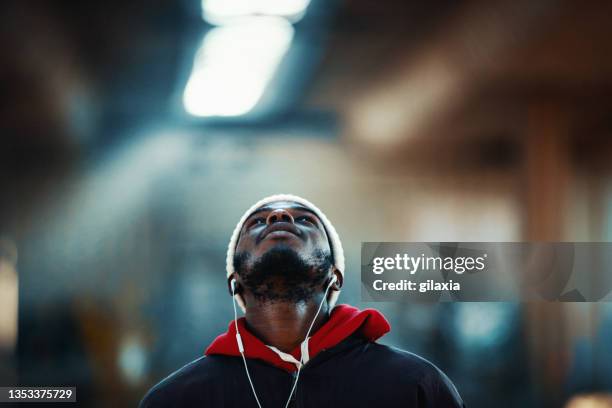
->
[255,240,303,259]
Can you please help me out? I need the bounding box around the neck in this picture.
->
[243,293,331,353]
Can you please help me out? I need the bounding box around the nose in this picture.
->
[266,208,294,225]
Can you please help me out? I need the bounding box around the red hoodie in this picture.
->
[205,304,391,372]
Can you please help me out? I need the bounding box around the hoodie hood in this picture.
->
[205,304,391,372]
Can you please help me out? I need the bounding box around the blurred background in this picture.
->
[1,0,612,406]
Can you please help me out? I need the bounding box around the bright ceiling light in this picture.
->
[202,0,311,24]
[183,17,294,117]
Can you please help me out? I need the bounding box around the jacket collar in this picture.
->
[205,304,391,372]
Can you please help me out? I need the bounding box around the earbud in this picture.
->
[230,278,237,294]
[327,274,338,289]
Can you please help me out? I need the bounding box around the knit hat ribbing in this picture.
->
[226,194,345,311]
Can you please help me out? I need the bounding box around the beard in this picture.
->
[233,245,333,304]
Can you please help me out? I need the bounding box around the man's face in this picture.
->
[233,201,334,303]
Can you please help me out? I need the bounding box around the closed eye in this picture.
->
[249,217,266,228]
[296,215,315,224]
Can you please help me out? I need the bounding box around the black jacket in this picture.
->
[140,334,465,408]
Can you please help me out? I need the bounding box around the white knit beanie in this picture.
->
[226,194,345,312]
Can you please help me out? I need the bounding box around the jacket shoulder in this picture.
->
[361,342,465,407]
[139,355,234,408]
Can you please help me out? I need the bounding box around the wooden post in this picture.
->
[522,103,571,408]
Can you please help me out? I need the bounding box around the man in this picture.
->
[140,194,465,407]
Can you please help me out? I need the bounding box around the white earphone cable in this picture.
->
[282,278,335,408]
[232,282,263,408]
[231,276,336,408]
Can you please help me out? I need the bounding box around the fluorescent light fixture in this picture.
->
[202,0,311,24]
[183,17,294,117]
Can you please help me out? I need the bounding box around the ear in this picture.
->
[227,274,239,296]
[331,267,343,291]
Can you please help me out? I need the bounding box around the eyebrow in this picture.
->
[246,205,319,220]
